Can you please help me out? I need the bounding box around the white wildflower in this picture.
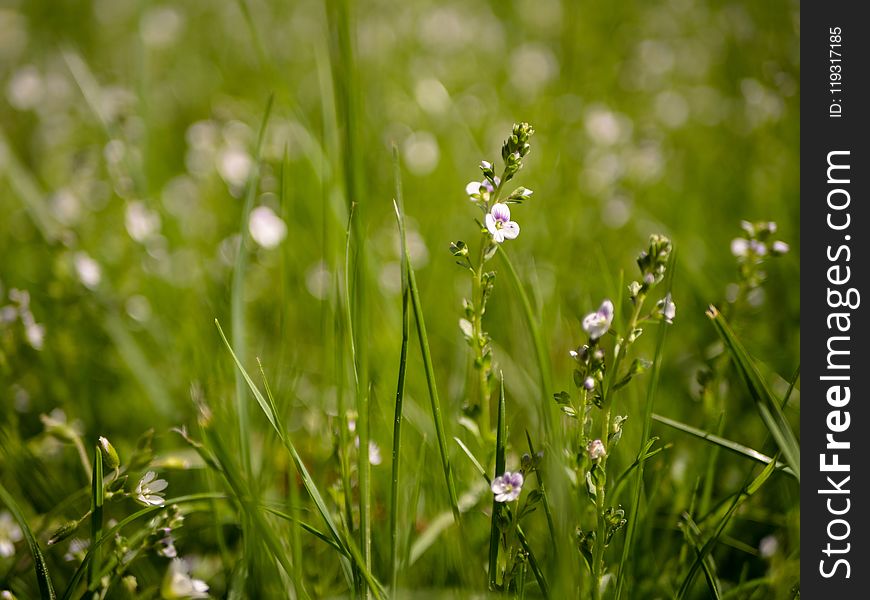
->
[135,471,168,506]
[248,206,287,249]
[485,203,520,243]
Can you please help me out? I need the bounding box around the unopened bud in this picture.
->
[99,436,120,470]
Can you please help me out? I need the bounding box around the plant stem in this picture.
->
[592,292,647,598]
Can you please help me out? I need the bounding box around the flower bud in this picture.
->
[99,436,120,470]
[48,520,80,546]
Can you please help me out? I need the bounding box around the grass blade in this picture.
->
[524,432,557,555]
[389,145,410,595]
[682,514,722,599]
[615,253,673,600]
[652,413,794,476]
[87,445,104,589]
[488,375,507,590]
[516,525,550,599]
[231,94,274,479]
[215,320,385,598]
[392,200,461,523]
[676,457,778,599]
[61,494,226,600]
[706,306,800,481]
[0,482,56,599]
[455,437,489,483]
[496,247,555,439]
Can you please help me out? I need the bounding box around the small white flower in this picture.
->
[582,300,614,340]
[162,559,209,599]
[248,206,287,249]
[368,441,382,466]
[491,471,524,503]
[583,377,595,391]
[771,240,789,255]
[586,439,606,460]
[465,180,489,197]
[657,293,676,324]
[125,201,161,242]
[135,471,168,506]
[749,240,767,256]
[485,202,520,243]
[353,437,383,466]
[730,238,749,257]
[759,534,779,558]
[74,252,102,289]
[0,511,23,558]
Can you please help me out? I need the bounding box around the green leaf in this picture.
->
[0,482,56,599]
[652,413,795,478]
[706,306,800,482]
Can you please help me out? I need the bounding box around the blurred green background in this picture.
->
[1,0,799,597]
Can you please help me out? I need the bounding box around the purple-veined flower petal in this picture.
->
[501,221,520,240]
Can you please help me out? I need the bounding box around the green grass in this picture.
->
[0,0,799,598]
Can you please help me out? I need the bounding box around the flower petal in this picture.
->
[490,202,510,223]
[485,213,497,235]
[598,300,614,323]
[501,221,520,240]
[731,238,749,257]
[466,181,481,196]
[492,230,505,243]
[149,479,169,492]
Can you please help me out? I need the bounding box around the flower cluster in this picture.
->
[729,220,789,301]
[452,124,538,432]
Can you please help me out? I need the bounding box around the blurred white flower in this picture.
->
[6,65,43,110]
[135,471,168,506]
[414,78,450,115]
[125,201,161,242]
[217,147,252,188]
[248,206,287,249]
[161,559,209,599]
[368,441,382,466]
[585,106,624,146]
[25,322,45,350]
[759,534,779,558]
[771,240,789,255]
[74,252,102,289]
[730,238,749,257]
[305,261,332,300]
[140,6,184,48]
[403,132,440,176]
[0,511,23,557]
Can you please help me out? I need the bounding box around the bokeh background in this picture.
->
[1,0,799,597]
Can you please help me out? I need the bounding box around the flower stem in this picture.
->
[471,238,491,437]
[592,292,647,598]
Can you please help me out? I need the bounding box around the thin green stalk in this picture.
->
[592,292,646,600]
[497,247,555,439]
[614,293,671,599]
[488,376,507,590]
[88,445,104,589]
[392,201,461,523]
[471,239,492,437]
[231,95,273,479]
[389,147,410,595]
[344,205,372,588]
[0,482,56,599]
